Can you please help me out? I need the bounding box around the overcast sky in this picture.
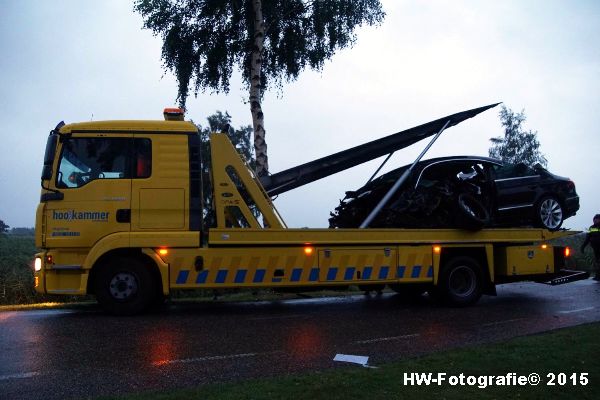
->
[1,0,598,230]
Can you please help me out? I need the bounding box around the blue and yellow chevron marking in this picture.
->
[174,264,433,285]
[176,270,189,284]
[172,247,433,286]
[253,269,266,283]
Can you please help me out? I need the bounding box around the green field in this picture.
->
[0,234,39,304]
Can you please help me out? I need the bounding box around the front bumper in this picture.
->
[33,252,88,295]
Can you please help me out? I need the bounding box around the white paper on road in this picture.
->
[333,354,369,366]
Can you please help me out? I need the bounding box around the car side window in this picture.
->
[493,163,536,180]
[56,138,151,188]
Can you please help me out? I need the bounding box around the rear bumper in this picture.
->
[564,196,580,216]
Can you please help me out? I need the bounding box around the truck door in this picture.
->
[43,134,133,248]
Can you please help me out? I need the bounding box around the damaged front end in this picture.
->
[329,158,496,230]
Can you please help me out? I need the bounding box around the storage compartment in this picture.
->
[496,245,555,276]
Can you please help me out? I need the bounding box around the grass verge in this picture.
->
[103,322,600,400]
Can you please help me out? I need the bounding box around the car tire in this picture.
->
[536,196,564,231]
[455,193,490,230]
[94,257,156,315]
[437,256,483,306]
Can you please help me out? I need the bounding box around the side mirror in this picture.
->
[41,165,53,180]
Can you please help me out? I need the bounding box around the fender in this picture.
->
[83,232,131,270]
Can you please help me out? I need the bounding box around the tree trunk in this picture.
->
[250,0,268,177]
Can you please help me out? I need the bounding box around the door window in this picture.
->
[56,138,151,188]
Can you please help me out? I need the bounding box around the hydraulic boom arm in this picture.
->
[260,103,499,196]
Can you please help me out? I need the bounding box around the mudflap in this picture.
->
[538,269,590,286]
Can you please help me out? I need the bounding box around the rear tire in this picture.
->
[536,196,563,231]
[437,256,483,306]
[94,257,156,315]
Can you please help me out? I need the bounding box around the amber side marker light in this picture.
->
[433,246,442,254]
[304,246,314,256]
[564,247,571,257]
[158,248,169,256]
[541,244,548,250]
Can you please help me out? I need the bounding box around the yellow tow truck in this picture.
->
[33,105,586,314]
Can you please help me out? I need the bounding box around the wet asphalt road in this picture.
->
[1,279,599,400]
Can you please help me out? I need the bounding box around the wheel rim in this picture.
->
[448,266,476,298]
[109,272,139,301]
[540,198,562,229]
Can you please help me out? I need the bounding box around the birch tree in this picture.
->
[135,0,385,177]
[489,105,547,167]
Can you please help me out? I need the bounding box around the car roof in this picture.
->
[363,155,503,190]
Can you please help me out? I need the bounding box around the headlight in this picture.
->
[34,257,42,272]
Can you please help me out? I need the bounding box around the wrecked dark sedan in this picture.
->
[329,156,579,231]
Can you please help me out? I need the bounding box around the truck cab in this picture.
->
[35,111,201,299]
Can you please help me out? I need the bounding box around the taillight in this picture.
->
[565,247,571,257]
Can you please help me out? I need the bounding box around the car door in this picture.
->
[493,163,540,217]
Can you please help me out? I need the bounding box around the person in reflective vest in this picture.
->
[581,214,600,281]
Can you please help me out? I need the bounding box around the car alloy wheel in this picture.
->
[539,197,563,230]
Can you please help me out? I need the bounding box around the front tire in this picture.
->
[536,196,564,230]
[437,257,483,306]
[455,193,490,230]
[94,257,156,315]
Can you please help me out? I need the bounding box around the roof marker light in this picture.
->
[163,108,185,121]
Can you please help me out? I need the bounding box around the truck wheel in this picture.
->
[438,257,483,306]
[94,257,156,315]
